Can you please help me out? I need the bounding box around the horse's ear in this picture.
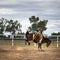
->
[36,30,38,32]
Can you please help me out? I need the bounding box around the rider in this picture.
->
[36,28,43,43]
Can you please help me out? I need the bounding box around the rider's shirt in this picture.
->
[36,31,43,39]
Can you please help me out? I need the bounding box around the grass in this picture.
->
[0,40,60,47]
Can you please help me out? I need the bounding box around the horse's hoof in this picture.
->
[38,49,42,51]
[38,49,44,52]
[41,50,45,52]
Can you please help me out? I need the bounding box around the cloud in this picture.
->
[0,8,17,15]
[0,0,20,5]
[47,20,60,29]
[0,0,60,35]
[44,20,60,35]
[20,19,31,33]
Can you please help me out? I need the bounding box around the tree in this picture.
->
[29,16,39,31]
[0,17,22,34]
[28,16,48,33]
[0,18,7,34]
[37,20,48,33]
[29,16,39,23]
[6,19,22,34]
[28,27,32,32]
[51,32,60,35]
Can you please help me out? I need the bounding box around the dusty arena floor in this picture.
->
[0,46,60,60]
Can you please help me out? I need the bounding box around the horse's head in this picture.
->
[26,33,34,41]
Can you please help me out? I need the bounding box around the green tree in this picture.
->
[51,32,60,35]
[29,16,39,31]
[6,19,21,34]
[37,20,48,33]
[29,16,39,23]
[28,27,32,32]
[0,17,22,34]
[0,18,8,34]
[28,16,48,33]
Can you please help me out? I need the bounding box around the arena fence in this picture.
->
[0,34,60,47]
[49,35,60,48]
[10,34,26,46]
[0,34,26,46]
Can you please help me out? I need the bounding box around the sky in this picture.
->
[0,0,60,35]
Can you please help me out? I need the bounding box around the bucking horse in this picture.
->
[25,33,51,50]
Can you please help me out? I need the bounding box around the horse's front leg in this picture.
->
[25,40,30,45]
[28,41,30,45]
[38,43,42,51]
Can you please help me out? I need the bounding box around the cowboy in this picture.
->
[36,28,43,43]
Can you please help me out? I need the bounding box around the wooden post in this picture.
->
[11,34,14,46]
[57,36,59,48]
[24,34,26,39]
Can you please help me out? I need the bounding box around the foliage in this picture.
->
[37,20,48,32]
[28,16,48,33]
[51,32,60,35]
[0,17,22,34]
[6,19,22,34]
[0,18,7,34]
[29,16,39,23]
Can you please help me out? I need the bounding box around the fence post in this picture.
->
[24,34,26,39]
[11,34,14,46]
[57,36,59,48]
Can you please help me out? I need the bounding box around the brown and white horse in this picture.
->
[25,33,51,50]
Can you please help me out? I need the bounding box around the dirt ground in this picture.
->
[0,46,60,60]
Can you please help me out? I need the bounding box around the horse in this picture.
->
[25,33,51,50]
